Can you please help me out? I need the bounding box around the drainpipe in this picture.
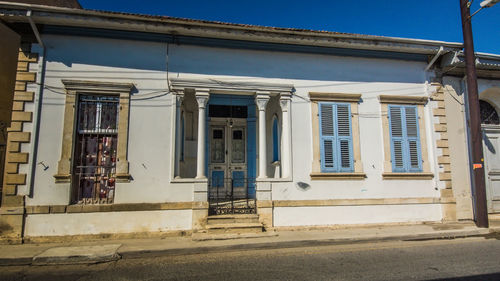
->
[25,10,46,198]
[27,10,44,48]
[425,46,445,193]
[425,46,445,71]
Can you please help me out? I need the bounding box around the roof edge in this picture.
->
[0,1,464,54]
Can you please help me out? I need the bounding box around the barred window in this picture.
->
[72,95,119,204]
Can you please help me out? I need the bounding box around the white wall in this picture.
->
[274,204,442,226]
[25,210,192,237]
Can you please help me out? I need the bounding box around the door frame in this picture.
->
[205,94,257,198]
[482,124,500,213]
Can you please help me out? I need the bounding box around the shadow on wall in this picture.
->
[480,87,500,115]
[45,34,427,84]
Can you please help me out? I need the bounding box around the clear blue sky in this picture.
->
[79,0,500,54]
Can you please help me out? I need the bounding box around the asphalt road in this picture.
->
[2,236,500,281]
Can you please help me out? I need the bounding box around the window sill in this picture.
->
[382,172,434,180]
[54,174,71,183]
[310,172,366,180]
[116,173,132,183]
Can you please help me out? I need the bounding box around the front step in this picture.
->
[204,214,264,235]
[192,231,278,241]
[207,214,260,224]
[206,222,263,234]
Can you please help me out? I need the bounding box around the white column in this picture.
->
[256,92,270,179]
[195,89,210,179]
[280,93,292,178]
[174,91,184,178]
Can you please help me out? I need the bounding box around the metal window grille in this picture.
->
[72,95,119,204]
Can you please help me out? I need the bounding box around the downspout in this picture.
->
[425,46,444,71]
[27,10,44,48]
[26,10,46,198]
[425,46,445,193]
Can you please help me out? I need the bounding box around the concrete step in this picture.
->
[206,222,263,234]
[207,214,260,224]
[192,231,278,241]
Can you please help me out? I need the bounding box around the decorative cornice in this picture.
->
[378,95,428,105]
[309,92,362,102]
[62,79,135,93]
[170,78,294,94]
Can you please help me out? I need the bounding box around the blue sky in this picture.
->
[79,0,500,54]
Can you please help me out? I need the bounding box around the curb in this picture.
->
[0,228,496,266]
[118,228,494,259]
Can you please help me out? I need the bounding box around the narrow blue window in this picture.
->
[272,116,280,162]
[388,105,422,172]
[319,102,353,172]
[180,113,185,161]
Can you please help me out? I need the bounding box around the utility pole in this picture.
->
[459,0,489,228]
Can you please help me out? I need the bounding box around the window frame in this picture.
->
[318,102,354,173]
[309,92,365,180]
[55,80,134,188]
[388,105,422,173]
[379,95,433,180]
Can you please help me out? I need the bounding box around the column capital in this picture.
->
[195,89,210,109]
[279,92,292,112]
[175,91,184,105]
[255,92,270,111]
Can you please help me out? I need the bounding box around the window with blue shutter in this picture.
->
[319,102,354,172]
[388,105,422,172]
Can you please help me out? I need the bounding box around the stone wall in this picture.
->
[0,44,37,243]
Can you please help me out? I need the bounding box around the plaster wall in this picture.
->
[442,76,473,220]
[24,210,192,237]
[28,34,442,225]
[274,204,443,226]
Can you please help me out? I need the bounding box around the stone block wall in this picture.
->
[0,44,37,243]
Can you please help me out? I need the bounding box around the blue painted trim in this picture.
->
[42,26,429,62]
[232,171,245,188]
[211,170,225,187]
[272,116,280,162]
[319,103,336,172]
[336,103,354,172]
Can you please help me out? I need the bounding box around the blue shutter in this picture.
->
[389,106,405,172]
[336,104,354,172]
[319,102,354,172]
[404,106,422,172]
[319,103,336,172]
[389,105,422,172]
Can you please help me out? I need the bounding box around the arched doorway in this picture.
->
[481,99,500,213]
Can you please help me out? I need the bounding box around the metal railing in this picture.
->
[208,177,256,215]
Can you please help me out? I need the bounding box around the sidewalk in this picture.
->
[1,221,499,266]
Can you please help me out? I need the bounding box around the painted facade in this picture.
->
[1,3,497,242]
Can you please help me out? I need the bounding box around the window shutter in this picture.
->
[336,104,353,172]
[320,103,336,171]
[389,106,405,172]
[404,106,422,171]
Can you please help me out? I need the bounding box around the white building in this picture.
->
[2,2,497,242]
